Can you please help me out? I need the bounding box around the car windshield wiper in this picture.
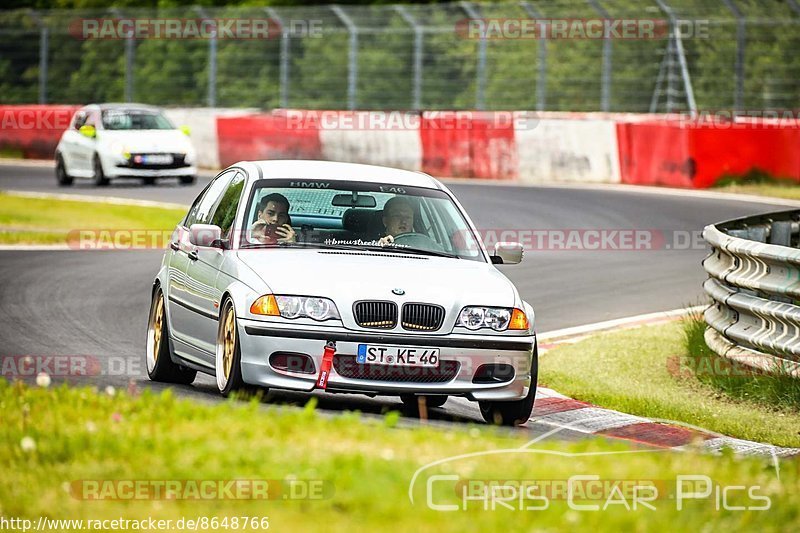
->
[384,246,459,259]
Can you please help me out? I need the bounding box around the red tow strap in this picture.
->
[316,341,336,389]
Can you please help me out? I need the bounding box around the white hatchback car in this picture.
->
[55,103,197,186]
[147,160,537,425]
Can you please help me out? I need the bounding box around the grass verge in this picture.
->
[1,380,798,530]
[711,172,800,201]
[683,315,800,410]
[540,320,800,448]
[0,193,185,245]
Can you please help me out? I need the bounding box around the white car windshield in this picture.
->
[241,179,485,261]
[102,110,175,130]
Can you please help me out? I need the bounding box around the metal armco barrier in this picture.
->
[702,210,800,377]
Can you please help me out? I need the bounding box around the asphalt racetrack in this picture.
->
[0,163,791,429]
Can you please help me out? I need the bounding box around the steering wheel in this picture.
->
[391,232,441,250]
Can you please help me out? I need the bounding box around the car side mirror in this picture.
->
[179,125,191,136]
[78,124,96,138]
[492,242,524,265]
[189,224,222,248]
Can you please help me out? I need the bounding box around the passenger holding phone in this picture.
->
[250,193,296,244]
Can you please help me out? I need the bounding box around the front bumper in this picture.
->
[102,153,196,178]
[237,319,536,401]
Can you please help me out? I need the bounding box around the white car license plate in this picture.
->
[357,344,439,367]
[142,154,172,165]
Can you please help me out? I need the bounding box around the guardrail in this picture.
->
[702,210,800,378]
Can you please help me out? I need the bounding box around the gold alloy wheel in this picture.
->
[222,306,235,380]
[152,296,164,363]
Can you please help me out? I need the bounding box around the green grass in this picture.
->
[711,171,800,201]
[1,381,799,530]
[0,147,24,159]
[540,320,800,448]
[0,193,185,245]
[683,316,800,411]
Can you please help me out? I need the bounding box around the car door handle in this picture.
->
[169,241,180,251]
[187,250,198,261]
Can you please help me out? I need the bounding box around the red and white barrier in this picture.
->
[163,108,256,169]
[0,105,80,159]
[618,118,800,188]
[4,105,800,189]
[516,115,621,184]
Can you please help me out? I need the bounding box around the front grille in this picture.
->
[353,301,397,329]
[401,303,445,331]
[333,355,460,383]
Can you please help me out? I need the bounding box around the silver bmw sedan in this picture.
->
[146,160,537,425]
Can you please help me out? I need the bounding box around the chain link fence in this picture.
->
[1,0,799,113]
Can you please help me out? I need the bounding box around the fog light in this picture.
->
[472,364,515,383]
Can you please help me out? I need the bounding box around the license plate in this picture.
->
[357,344,440,367]
[142,154,172,165]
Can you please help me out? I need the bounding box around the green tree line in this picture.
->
[1,0,799,111]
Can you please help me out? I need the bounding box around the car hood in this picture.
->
[235,249,518,309]
[99,130,193,153]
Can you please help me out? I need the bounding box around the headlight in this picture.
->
[457,306,528,331]
[251,294,340,321]
[109,141,130,159]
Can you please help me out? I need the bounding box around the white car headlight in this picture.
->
[261,295,340,321]
[457,306,528,331]
[109,141,130,159]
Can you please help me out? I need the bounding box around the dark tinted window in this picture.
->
[102,110,174,130]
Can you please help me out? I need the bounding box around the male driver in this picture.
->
[250,192,296,244]
[378,196,415,246]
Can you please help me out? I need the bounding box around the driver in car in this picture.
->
[378,196,415,246]
[250,193,296,244]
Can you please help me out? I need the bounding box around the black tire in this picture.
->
[179,175,196,185]
[401,394,448,409]
[479,343,538,426]
[146,287,197,385]
[93,154,110,186]
[142,176,157,186]
[216,298,259,398]
[55,154,73,186]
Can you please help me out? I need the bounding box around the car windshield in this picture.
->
[241,179,485,262]
[102,110,175,130]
